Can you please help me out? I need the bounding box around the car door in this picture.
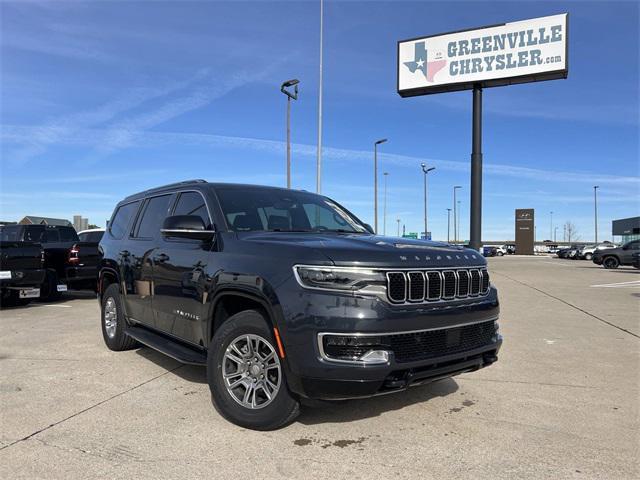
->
[622,241,640,264]
[152,191,214,346]
[124,194,174,328]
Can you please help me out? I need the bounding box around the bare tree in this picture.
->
[564,221,580,242]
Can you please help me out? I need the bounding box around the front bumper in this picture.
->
[278,282,501,400]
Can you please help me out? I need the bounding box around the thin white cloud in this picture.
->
[3,126,638,189]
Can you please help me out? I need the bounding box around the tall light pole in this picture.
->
[446,208,451,243]
[554,226,558,242]
[316,0,324,193]
[373,138,387,234]
[594,185,599,243]
[421,163,435,240]
[396,218,401,237]
[280,79,299,189]
[457,200,461,243]
[550,211,553,240]
[383,172,389,235]
[453,186,462,243]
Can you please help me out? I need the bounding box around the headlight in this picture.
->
[294,266,386,294]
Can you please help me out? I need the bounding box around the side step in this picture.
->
[126,326,207,366]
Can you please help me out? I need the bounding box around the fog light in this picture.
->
[359,350,389,364]
[322,334,390,363]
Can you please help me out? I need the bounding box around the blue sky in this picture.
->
[1,0,638,241]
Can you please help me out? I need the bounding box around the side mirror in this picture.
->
[161,215,215,241]
[363,223,375,234]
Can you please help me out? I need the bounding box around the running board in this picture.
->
[126,326,207,366]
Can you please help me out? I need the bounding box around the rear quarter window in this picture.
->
[109,201,140,239]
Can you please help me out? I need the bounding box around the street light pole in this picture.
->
[373,139,387,234]
[554,226,558,242]
[453,186,462,243]
[594,185,599,243]
[421,163,435,240]
[550,211,553,240]
[316,0,323,193]
[397,218,401,237]
[457,200,461,243]
[446,208,451,243]
[383,172,389,235]
[280,79,299,189]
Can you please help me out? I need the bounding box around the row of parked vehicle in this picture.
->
[0,225,105,306]
[482,244,516,257]
[556,240,640,269]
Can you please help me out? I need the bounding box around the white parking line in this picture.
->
[590,280,640,288]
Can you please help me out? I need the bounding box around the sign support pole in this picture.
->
[470,84,483,251]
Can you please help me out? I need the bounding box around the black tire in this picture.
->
[497,251,504,257]
[40,270,61,302]
[207,310,299,431]
[101,284,138,351]
[584,253,593,261]
[602,256,619,269]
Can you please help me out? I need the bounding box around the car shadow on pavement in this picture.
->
[296,378,459,425]
[135,347,208,384]
[133,345,460,424]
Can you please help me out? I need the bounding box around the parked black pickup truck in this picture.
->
[98,180,502,430]
[0,224,101,300]
[0,240,46,306]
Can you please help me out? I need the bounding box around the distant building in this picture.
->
[612,216,640,243]
[0,220,18,226]
[19,216,72,227]
[73,215,89,232]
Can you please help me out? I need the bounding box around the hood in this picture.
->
[237,232,486,268]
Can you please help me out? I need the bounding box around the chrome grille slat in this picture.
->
[407,272,425,302]
[385,267,490,304]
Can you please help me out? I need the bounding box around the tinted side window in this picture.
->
[79,231,104,242]
[59,227,78,242]
[110,201,140,240]
[173,192,210,227]
[134,195,172,239]
[23,226,45,242]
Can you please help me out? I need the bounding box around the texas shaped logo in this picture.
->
[404,41,447,82]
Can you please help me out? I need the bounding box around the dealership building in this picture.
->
[612,216,640,243]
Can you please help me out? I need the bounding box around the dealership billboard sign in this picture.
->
[398,13,568,96]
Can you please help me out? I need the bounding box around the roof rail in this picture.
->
[125,179,207,200]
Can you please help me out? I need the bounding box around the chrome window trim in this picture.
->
[317,316,499,365]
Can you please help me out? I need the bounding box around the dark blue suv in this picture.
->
[98,180,501,430]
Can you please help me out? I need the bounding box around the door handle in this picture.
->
[154,253,170,263]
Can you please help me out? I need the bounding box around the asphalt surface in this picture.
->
[1,256,638,479]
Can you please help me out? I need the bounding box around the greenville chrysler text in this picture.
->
[98,180,502,430]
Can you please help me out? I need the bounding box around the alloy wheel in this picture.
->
[222,334,281,409]
[104,297,118,338]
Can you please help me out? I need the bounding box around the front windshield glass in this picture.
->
[216,188,368,233]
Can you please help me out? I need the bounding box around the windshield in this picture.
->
[216,188,368,233]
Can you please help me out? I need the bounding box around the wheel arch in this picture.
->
[207,289,282,343]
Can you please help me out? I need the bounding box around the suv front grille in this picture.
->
[321,320,497,364]
[385,268,490,304]
[387,320,497,363]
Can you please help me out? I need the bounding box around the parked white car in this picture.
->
[579,243,616,260]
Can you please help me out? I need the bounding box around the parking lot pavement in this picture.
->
[1,258,638,479]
